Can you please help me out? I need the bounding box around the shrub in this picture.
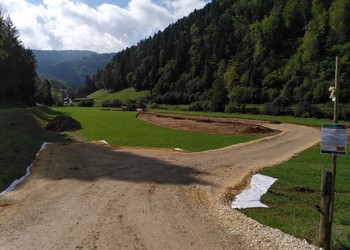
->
[148,103,160,109]
[102,100,111,107]
[225,103,240,114]
[293,102,325,118]
[264,102,280,116]
[189,101,209,112]
[55,101,64,107]
[339,109,350,121]
[124,100,137,111]
[264,96,291,116]
[244,107,261,115]
[102,99,122,108]
[110,99,122,108]
[78,99,94,107]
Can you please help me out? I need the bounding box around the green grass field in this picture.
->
[53,107,257,152]
[0,107,63,191]
[242,145,350,249]
[89,88,150,105]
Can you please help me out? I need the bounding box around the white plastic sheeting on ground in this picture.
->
[1,142,52,194]
[231,174,277,209]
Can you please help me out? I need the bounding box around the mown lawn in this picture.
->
[242,145,350,249]
[53,107,258,152]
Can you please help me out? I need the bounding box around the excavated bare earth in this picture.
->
[0,114,320,250]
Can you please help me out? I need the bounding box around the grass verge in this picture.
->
[52,107,258,152]
[0,107,65,192]
[242,145,350,249]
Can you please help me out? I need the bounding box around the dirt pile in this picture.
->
[240,125,274,134]
[46,116,81,132]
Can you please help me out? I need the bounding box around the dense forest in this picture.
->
[0,9,37,104]
[0,10,71,106]
[84,0,350,116]
[34,50,114,87]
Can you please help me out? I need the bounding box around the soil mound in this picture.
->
[240,125,274,134]
[46,116,81,132]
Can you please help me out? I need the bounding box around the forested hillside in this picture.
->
[0,9,37,104]
[85,0,350,114]
[34,50,114,87]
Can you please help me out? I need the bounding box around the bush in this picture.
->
[244,107,261,115]
[102,100,111,107]
[264,96,292,116]
[110,99,122,108]
[102,99,122,108]
[339,109,350,121]
[148,103,160,109]
[264,102,280,116]
[55,101,64,107]
[189,101,209,112]
[225,103,261,115]
[136,99,147,109]
[225,103,240,114]
[78,99,94,107]
[293,102,325,118]
[124,100,137,111]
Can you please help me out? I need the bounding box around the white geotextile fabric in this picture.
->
[1,142,51,194]
[231,174,277,209]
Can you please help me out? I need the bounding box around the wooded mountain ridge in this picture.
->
[83,0,350,114]
[33,50,114,87]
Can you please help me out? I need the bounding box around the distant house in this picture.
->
[71,98,94,103]
[64,97,94,105]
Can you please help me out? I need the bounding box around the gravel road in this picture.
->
[0,120,320,249]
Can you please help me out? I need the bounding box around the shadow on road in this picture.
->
[34,142,212,187]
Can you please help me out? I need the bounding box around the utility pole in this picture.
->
[330,55,340,243]
[320,56,340,250]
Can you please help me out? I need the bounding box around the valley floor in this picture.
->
[0,118,320,249]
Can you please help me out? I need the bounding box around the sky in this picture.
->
[1,0,211,53]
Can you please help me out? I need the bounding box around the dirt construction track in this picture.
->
[0,115,320,249]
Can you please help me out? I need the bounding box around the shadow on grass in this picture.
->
[0,107,70,192]
[36,142,212,186]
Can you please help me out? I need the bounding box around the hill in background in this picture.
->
[33,50,114,88]
[83,0,350,117]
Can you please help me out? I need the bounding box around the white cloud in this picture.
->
[1,0,210,53]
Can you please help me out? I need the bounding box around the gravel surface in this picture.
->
[0,117,320,249]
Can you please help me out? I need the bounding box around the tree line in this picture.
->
[0,9,37,104]
[83,0,350,115]
[0,9,69,106]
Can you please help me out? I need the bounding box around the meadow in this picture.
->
[88,88,150,105]
[52,107,257,152]
[243,145,350,249]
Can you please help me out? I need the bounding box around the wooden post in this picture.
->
[329,56,340,242]
[320,170,333,250]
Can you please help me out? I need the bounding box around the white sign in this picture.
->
[321,124,348,155]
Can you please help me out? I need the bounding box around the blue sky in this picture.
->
[2,0,211,53]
